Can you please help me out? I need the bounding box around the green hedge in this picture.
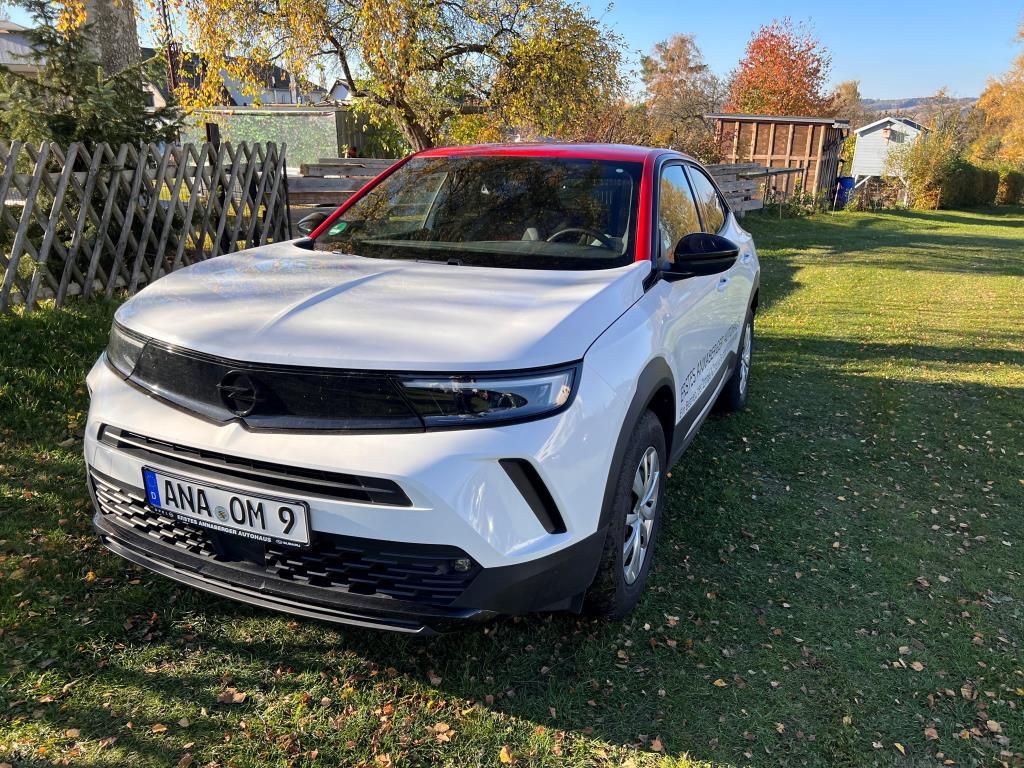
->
[937,161,999,208]
[996,169,1024,205]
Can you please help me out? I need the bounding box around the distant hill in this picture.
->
[860,95,977,123]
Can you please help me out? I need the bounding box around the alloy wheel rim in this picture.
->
[623,446,659,585]
[739,324,752,395]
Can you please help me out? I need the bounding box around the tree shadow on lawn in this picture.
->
[12,331,1018,767]
[882,206,1024,229]
[747,209,1024,278]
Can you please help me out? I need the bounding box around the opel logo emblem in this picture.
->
[217,370,263,417]
[215,505,229,522]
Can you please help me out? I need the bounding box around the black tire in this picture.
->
[716,310,754,413]
[584,410,666,618]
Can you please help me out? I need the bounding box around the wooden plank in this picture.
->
[149,144,190,284]
[170,143,207,271]
[228,142,260,250]
[107,144,150,298]
[289,176,367,194]
[128,143,172,293]
[195,142,227,261]
[211,143,247,258]
[260,143,287,245]
[57,144,105,305]
[299,162,393,178]
[731,198,764,212]
[25,143,80,309]
[1,142,51,311]
[244,143,272,248]
[715,179,759,194]
[315,157,396,168]
[288,190,357,206]
[84,143,128,298]
[705,162,760,173]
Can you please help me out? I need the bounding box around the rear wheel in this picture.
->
[584,410,666,618]
[716,310,754,413]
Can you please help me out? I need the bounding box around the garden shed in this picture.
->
[708,113,850,199]
[849,116,928,180]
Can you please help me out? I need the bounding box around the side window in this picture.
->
[657,165,701,264]
[687,166,726,233]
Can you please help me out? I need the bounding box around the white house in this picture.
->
[0,19,36,76]
[850,116,928,180]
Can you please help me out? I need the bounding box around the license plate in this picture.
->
[141,467,311,547]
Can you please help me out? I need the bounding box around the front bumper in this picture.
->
[89,468,606,633]
[85,357,627,632]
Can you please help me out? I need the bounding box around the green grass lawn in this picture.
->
[1,207,1022,768]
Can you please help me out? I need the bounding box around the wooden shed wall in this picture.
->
[715,118,847,199]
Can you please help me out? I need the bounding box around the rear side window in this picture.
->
[657,165,701,264]
[687,166,726,233]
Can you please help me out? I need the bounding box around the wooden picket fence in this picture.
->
[0,140,290,312]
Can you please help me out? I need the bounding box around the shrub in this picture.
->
[996,169,1024,204]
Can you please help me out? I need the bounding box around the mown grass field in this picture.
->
[1,207,1022,767]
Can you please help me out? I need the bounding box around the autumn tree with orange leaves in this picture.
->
[726,19,833,116]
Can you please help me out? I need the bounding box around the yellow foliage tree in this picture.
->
[972,25,1024,166]
[172,0,626,150]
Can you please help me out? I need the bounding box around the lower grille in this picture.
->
[90,470,479,606]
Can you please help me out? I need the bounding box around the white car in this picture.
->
[85,143,760,633]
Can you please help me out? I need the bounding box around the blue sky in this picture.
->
[4,0,1020,97]
[593,0,1022,98]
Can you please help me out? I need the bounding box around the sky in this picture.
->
[3,0,1020,98]
[593,0,1022,98]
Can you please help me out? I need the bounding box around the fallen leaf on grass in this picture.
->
[924,727,939,741]
[499,745,514,764]
[910,661,925,671]
[650,737,664,753]
[428,671,442,686]
[64,729,80,738]
[986,720,1002,734]
[217,688,247,704]
[151,723,168,734]
[894,742,906,756]
[176,755,194,768]
[433,722,451,733]
[98,736,118,749]
[712,678,727,688]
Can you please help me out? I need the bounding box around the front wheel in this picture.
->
[584,410,666,618]
[716,310,754,413]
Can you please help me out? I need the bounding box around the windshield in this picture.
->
[314,155,643,270]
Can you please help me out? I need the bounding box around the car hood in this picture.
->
[115,241,650,371]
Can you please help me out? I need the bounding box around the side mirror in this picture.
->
[664,233,740,280]
[296,210,330,237]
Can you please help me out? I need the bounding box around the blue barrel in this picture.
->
[836,176,856,207]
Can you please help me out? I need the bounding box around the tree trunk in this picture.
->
[84,0,141,77]
[394,100,435,151]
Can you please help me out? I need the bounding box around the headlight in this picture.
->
[398,367,577,426]
[106,323,147,377]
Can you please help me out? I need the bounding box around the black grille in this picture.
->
[90,470,479,606]
[93,471,216,556]
[126,337,423,431]
[100,426,412,507]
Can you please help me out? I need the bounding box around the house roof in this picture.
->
[706,113,850,128]
[854,116,928,135]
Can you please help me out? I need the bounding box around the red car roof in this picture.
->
[415,143,666,163]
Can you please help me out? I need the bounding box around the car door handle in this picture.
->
[717,277,729,291]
